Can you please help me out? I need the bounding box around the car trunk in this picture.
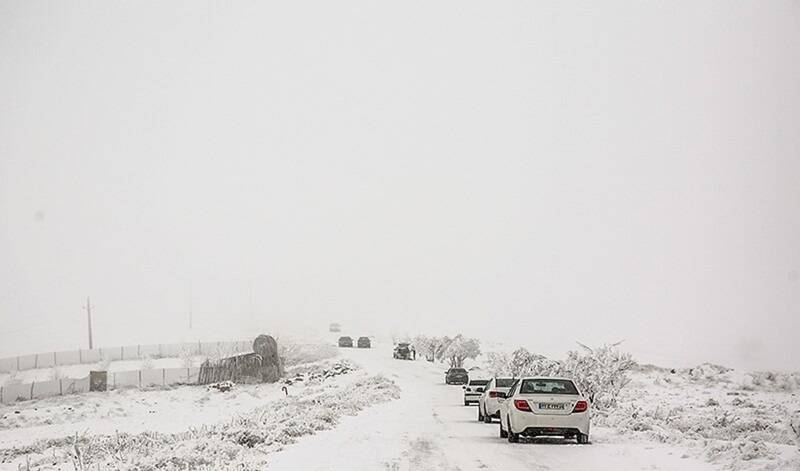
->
[518,394,580,416]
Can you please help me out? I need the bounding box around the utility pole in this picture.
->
[83,297,94,350]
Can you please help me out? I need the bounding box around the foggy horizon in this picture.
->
[2,0,799,372]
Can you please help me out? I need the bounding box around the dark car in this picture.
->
[445,367,469,385]
[338,336,353,348]
[393,342,413,359]
[357,337,371,348]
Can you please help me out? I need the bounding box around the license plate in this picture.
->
[538,403,564,410]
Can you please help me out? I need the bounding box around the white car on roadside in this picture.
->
[498,377,590,444]
[477,377,515,423]
[462,379,489,405]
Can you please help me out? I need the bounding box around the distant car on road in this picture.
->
[357,336,371,348]
[499,377,590,444]
[393,342,413,359]
[329,323,341,332]
[338,336,353,348]
[444,367,468,385]
[478,377,515,422]
[463,378,489,406]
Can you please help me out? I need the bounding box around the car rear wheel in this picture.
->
[507,419,519,443]
[483,407,492,423]
[577,433,589,444]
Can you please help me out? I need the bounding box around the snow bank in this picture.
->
[3,362,400,470]
[598,366,800,470]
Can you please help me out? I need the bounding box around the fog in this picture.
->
[1,0,798,371]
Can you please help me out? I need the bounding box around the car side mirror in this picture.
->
[462,385,466,390]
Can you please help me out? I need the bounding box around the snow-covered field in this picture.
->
[600,364,800,470]
[1,341,798,470]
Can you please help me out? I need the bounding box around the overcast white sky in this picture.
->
[1,1,798,370]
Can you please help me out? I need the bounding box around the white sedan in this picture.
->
[477,377,515,423]
[498,377,590,444]
[462,379,489,405]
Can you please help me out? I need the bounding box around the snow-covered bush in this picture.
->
[790,412,800,450]
[747,371,800,392]
[562,344,635,410]
[483,344,634,410]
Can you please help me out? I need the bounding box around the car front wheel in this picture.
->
[577,433,589,444]
[499,420,508,438]
[478,407,484,421]
[483,407,492,423]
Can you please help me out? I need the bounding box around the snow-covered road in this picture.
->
[268,345,718,471]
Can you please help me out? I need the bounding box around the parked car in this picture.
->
[357,336,371,348]
[444,367,468,385]
[393,342,413,359]
[478,377,516,422]
[498,377,590,444]
[463,378,489,405]
[338,336,353,348]
[329,323,341,332]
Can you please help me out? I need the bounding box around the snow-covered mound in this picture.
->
[599,365,800,470]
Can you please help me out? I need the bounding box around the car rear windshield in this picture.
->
[469,380,489,386]
[519,379,578,395]
[495,378,515,388]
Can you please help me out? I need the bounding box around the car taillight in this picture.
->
[514,399,531,412]
[489,391,498,398]
[572,400,588,413]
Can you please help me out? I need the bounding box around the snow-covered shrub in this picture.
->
[747,371,800,392]
[683,363,731,381]
[207,381,235,392]
[561,344,635,410]
[790,412,800,450]
[482,344,634,410]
